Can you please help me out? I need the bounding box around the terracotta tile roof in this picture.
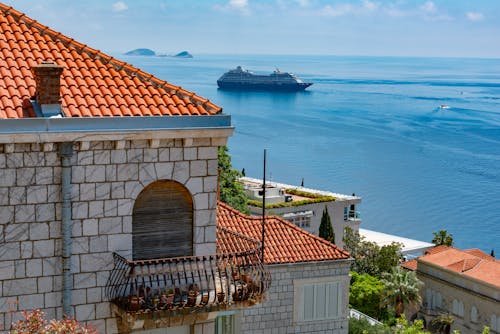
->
[401,259,417,271]
[0,4,222,119]
[423,245,451,255]
[464,248,496,261]
[216,202,350,265]
[417,246,500,288]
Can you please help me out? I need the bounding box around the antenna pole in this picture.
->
[261,149,266,263]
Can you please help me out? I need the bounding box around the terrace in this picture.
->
[106,227,271,331]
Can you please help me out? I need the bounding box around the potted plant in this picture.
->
[186,284,199,307]
[128,295,144,311]
[201,292,209,305]
[217,291,225,303]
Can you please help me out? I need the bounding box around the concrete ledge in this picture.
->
[0,115,233,143]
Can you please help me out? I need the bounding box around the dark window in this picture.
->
[132,180,193,260]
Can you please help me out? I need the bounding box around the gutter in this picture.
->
[59,142,74,317]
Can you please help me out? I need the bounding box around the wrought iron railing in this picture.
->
[105,227,271,315]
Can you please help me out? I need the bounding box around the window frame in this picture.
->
[293,276,345,323]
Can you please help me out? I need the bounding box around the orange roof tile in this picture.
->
[464,248,496,261]
[424,245,451,255]
[418,246,500,287]
[0,4,222,119]
[216,202,350,265]
[401,259,417,271]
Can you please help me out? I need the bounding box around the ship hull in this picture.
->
[217,81,312,92]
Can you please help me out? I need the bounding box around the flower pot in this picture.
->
[128,296,143,311]
[201,293,209,305]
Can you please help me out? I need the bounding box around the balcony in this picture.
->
[105,227,271,331]
[344,210,361,222]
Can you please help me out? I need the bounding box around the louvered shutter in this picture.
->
[132,180,193,260]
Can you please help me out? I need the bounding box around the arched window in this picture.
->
[425,289,432,308]
[132,180,193,260]
[436,293,442,309]
[470,306,478,323]
[490,314,497,331]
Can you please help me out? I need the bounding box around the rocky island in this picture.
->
[124,48,156,56]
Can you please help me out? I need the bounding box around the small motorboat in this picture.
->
[439,104,450,109]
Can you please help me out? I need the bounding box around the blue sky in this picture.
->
[4,0,500,58]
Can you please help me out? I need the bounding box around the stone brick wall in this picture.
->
[240,260,351,334]
[417,266,500,334]
[0,137,223,333]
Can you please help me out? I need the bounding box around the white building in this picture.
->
[241,177,361,248]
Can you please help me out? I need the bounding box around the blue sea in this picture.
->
[120,54,500,253]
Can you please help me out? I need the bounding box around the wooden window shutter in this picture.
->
[132,180,193,260]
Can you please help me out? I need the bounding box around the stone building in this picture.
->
[402,246,500,333]
[218,202,352,333]
[0,4,272,333]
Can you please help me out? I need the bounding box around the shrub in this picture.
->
[11,309,97,334]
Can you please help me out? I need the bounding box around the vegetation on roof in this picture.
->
[247,195,335,209]
[285,188,336,200]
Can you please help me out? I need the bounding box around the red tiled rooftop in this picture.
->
[216,202,350,265]
[401,259,417,271]
[0,4,222,119]
[417,246,500,287]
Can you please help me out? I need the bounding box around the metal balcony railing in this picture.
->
[105,227,271,317]
[344,210,361,221]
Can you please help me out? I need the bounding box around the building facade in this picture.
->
[403,246,500,334]
[0,5,272,333]
[218,202,352,334]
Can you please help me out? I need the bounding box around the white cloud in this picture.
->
[112,1,128,12]
[418,1,452,21]
[466,11,484,22]
[229,0,248,9]
[420,1,436,14]
[319,1,378,17]
[296,0,310,7]
[321,4,354,17]
[362,0,378,12]
[214,0,250,15]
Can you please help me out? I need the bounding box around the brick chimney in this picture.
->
[31,61,64,117]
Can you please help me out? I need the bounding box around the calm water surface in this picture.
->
[121,54,500,252]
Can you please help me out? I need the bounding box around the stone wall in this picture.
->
[0,137,224,333]
[240,260,351,334]
[417,266,500,334]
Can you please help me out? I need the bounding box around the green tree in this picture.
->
[218,146,248,213]
[344,227,403,278]
[431,230,454,246]
[349,271,385,319]
[348,317,390,334]
[381,267,423,318]
[431,313,454,334]
[319,206,335,243]
[394,315,430,334]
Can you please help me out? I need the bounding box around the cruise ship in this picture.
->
[217,66,313,91]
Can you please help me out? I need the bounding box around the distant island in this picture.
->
[124,49,193,58]
[124,48,156,56]
[173,51,193,58]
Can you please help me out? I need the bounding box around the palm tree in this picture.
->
[431,313,454,334]
[381,267,423,318]
[432,230,454,246]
